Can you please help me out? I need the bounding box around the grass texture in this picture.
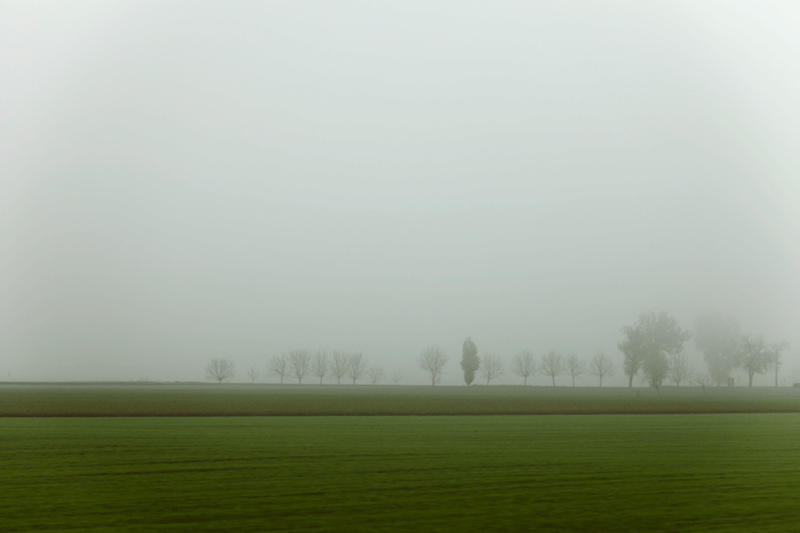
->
[2,414,799,531]
[1,383,798,416]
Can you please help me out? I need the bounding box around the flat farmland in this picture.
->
[2,414,800,532]
[1,384,798,416]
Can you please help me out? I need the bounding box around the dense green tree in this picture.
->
[619,328,645,388]
[693,314,743,386]
[460,337,480,386]
[620,311,691,393]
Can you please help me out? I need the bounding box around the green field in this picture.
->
[1,383,798,416]
[2,414,799,531]
[2,386,799,531]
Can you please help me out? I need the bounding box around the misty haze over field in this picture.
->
[2,1,799,385]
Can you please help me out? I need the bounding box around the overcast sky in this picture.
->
[2,1,799,385]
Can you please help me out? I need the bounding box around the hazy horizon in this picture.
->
[2,1,799,385]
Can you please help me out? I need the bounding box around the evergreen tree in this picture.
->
[460,337,480,386]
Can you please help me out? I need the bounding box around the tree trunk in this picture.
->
[748,372,753,387]
[628,374,633,387]
[523,376,527,386]
[551,375,555,386]
[599,376,603,387]
[571,376,575,387]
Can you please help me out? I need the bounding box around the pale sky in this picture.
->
[2,1,799,385]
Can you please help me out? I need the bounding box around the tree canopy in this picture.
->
[460,337,480,386]
[620,311,691,392]
[693,314,743,386]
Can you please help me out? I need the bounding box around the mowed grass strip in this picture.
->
[1,415,799,532]
[1,384,798,416]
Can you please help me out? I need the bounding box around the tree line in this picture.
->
[618,311,788,391]
[205,311,789,388]
[453,337,617,387]
[205,350,401,385]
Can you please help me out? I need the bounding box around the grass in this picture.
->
[1,383,798,416]
[2,414,799,531]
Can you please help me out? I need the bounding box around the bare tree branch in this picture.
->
[368,366,385,385]
[331,351,349,385]
[268,354,288,384]
[481,353,504,385]
[311,350,330,385]
[668,353,692,386]
[589,352,615,387]
[418,345,448,386]
[511,350,535,386]
[205,358,235,384]
[540,351,563,386]
[288,349,311,385]
[564,353,586,387]
[347,352,368,385]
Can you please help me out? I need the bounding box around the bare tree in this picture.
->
[205,358,235,383]
[368,366,385,385]
[418,345,448,386]
[481,353,504,385]
[668,353,692,386]
[347,352,368,385]
[768,341,789,387]
[246,365,260,384]
[288,349,311,384]
[589,351,615,387]
[741,335,771,387]
[311,350,330,385]
[511,350,535,385]
[391,369,402,385]
[564,353,586,387]
[331,350,349,385]
[268,354,288,384]
[693,372,711,395]
[540,351,563,386]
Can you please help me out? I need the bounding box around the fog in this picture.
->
[2,1,799,385]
